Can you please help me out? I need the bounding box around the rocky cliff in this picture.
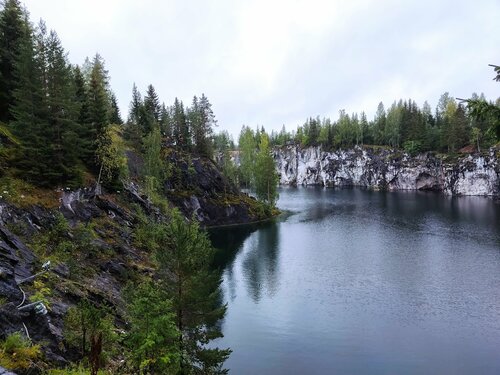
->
[275,145,500,196]
[0,150,270,372]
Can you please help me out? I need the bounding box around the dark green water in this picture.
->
[210,187,500,375]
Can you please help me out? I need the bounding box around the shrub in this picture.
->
[0,332,41,371]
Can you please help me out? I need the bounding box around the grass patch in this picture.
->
[0,176,59,208]
[0,332,41,372]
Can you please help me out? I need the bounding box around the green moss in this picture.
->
[0,176,59,208]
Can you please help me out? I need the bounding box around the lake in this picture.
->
[210,187,500,375]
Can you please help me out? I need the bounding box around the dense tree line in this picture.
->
[237,126,279,207]
[0,1,229,374]
[269,92,499,154]
[0,0,125,187]
[125,84,217,158]
[0,0,217,191]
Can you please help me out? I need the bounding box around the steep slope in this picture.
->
[0,150,269,372]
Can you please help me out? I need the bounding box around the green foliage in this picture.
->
[132,215,168,253]
[254,133,279,207]
[462,66,500,141]
[0,0,26,123]
[47,364,109,375]
[189,94,216,158]
[0,332,41,371]
[28,279,52,308]
[172,98,190,151]
[266,86,498,154]
[142,126,169,199]
[125,281,179,374]
[403,140,422,156]
[96,124,128,189]
[64,300,117,364]
[0,176,59,208]
[156,212,231,374]
[30,213,98,266]
[238,126,256,188]
[10,21,84,186]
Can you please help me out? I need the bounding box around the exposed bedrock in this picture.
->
[274,145,499,196]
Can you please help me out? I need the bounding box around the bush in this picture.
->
[0,332,41,371]
[403,140,422,156]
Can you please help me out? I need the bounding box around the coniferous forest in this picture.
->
[0,0,499,374]
[265,91,499,153]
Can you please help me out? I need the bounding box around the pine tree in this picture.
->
[0,0,25,122]
[156,212,231,374]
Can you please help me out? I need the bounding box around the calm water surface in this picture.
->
[210,188,500,375]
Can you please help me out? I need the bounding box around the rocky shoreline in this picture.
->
[275,145,500,197]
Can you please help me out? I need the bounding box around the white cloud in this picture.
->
[21,0,500,137]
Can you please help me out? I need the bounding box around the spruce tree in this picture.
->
[143,84,161,125]
[125,83,143,149]
[196,94,216,158]
[156,212,231,374]
[159,103,172,141]
[86,54,109,167]
[0,0,25,123]
[44,29,81,184]
[172,98,189,150]
[73,65,95,163]
[109,92,122,125]
[10,16,49,183]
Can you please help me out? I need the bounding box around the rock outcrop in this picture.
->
[275,145,500,196]
[164,150,270,226]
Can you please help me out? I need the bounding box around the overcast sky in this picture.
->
[22,0,500,138]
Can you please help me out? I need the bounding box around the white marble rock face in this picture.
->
[274,145,499,196]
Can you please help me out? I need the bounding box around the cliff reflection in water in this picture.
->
[212,188,500,374]
[210,221,281,303]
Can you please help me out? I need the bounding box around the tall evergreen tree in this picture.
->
[86,54,110,167]
[172,98,189,150]
[109,92,122,125]
[0,0,25,122]
[44,29,81,183]
[73,64,95,162]
[159,102,172,141]
[143,84,161,124]
[10,16,49,183]
[125,83,143,149]
[156,212,231,374]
